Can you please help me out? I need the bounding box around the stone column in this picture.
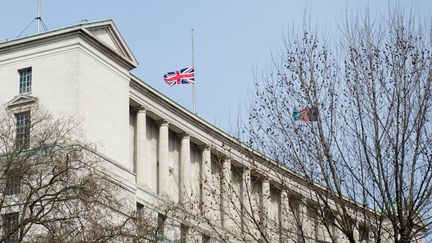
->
[136,107,147,187]
[221,157,232,228]
[180,133,191,205]
[242,167,255,238]
[164,219,181,242]
[201,145,212,219]
[353,223,360,242]
[261,179,271,240]
[280,189,292,241]
[158,120,169,198]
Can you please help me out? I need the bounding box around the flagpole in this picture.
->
[191,28,196,114]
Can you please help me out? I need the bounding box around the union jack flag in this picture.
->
[163,66,195,86]
[292,107,318,122]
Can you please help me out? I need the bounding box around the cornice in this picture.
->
[0,31,80,55]
[0,29,136,71]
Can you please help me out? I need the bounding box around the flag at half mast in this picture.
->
[163,66,195,86]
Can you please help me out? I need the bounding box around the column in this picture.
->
[280,189,293,241]
[158,120,169,198]
[180,134,191,205]
[221,157,232,228]
[353,222,360,242]
[164,219,181,242]
[201,145,212,219]
[261,179,270,240]
[136,107,147,187]
[242,167,255,239]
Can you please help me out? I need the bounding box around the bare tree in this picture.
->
[0,105,162,242]
[246,8,431,243]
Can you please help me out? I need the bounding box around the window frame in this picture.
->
[18,67,32,94]
[15,111,31,150]
[4,171,21,196]
[2,212,19,243]
[359,224,370,242]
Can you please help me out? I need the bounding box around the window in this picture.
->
[202,234,211,243]
[19,68,32,94]
[288,197,302,240]
[157,213,166,236]
[4,173,21,195]
[15,111,31,149]
[136,202,144,213]
[307,204,319,240]
[3,212,19,243]
[359,224,370,242]
[180,224,189,243]
[323,209,337,239]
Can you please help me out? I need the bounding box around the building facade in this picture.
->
[0,20,393,242]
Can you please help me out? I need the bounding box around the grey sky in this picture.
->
[1,0,430,131]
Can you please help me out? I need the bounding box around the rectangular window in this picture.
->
[180,224,189,243]
[4,173,20,195]
[136,202,144,213]
[3,212,19,243]
[19,68,32,94]
[307,204,319,240]
[157,213,166,235]
[15,112,31,149]
[359,225,370,242]
[288,198,302,242]
[155,213,167,241]
[202,234,211,243]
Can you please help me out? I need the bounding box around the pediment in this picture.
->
[83,21,138,67]
[7,95,38,109]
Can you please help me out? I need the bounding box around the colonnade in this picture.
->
[132,106,319,242]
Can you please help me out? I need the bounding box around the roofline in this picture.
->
[0,19,138,69]
[0,19,111,46]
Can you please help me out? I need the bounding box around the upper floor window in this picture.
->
[2,212,19,243]
[19,68,32,94]
[15,111,31,149]
[4,172,21,196]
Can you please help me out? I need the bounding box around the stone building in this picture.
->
[0,20,400,242]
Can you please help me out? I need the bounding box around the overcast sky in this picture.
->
[1,0,430,132]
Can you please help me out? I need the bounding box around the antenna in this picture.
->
[36,0,41,34]
[16,0,48,38]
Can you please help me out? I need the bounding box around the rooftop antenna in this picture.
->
[36,0,41,34]
[16,0,48,38]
